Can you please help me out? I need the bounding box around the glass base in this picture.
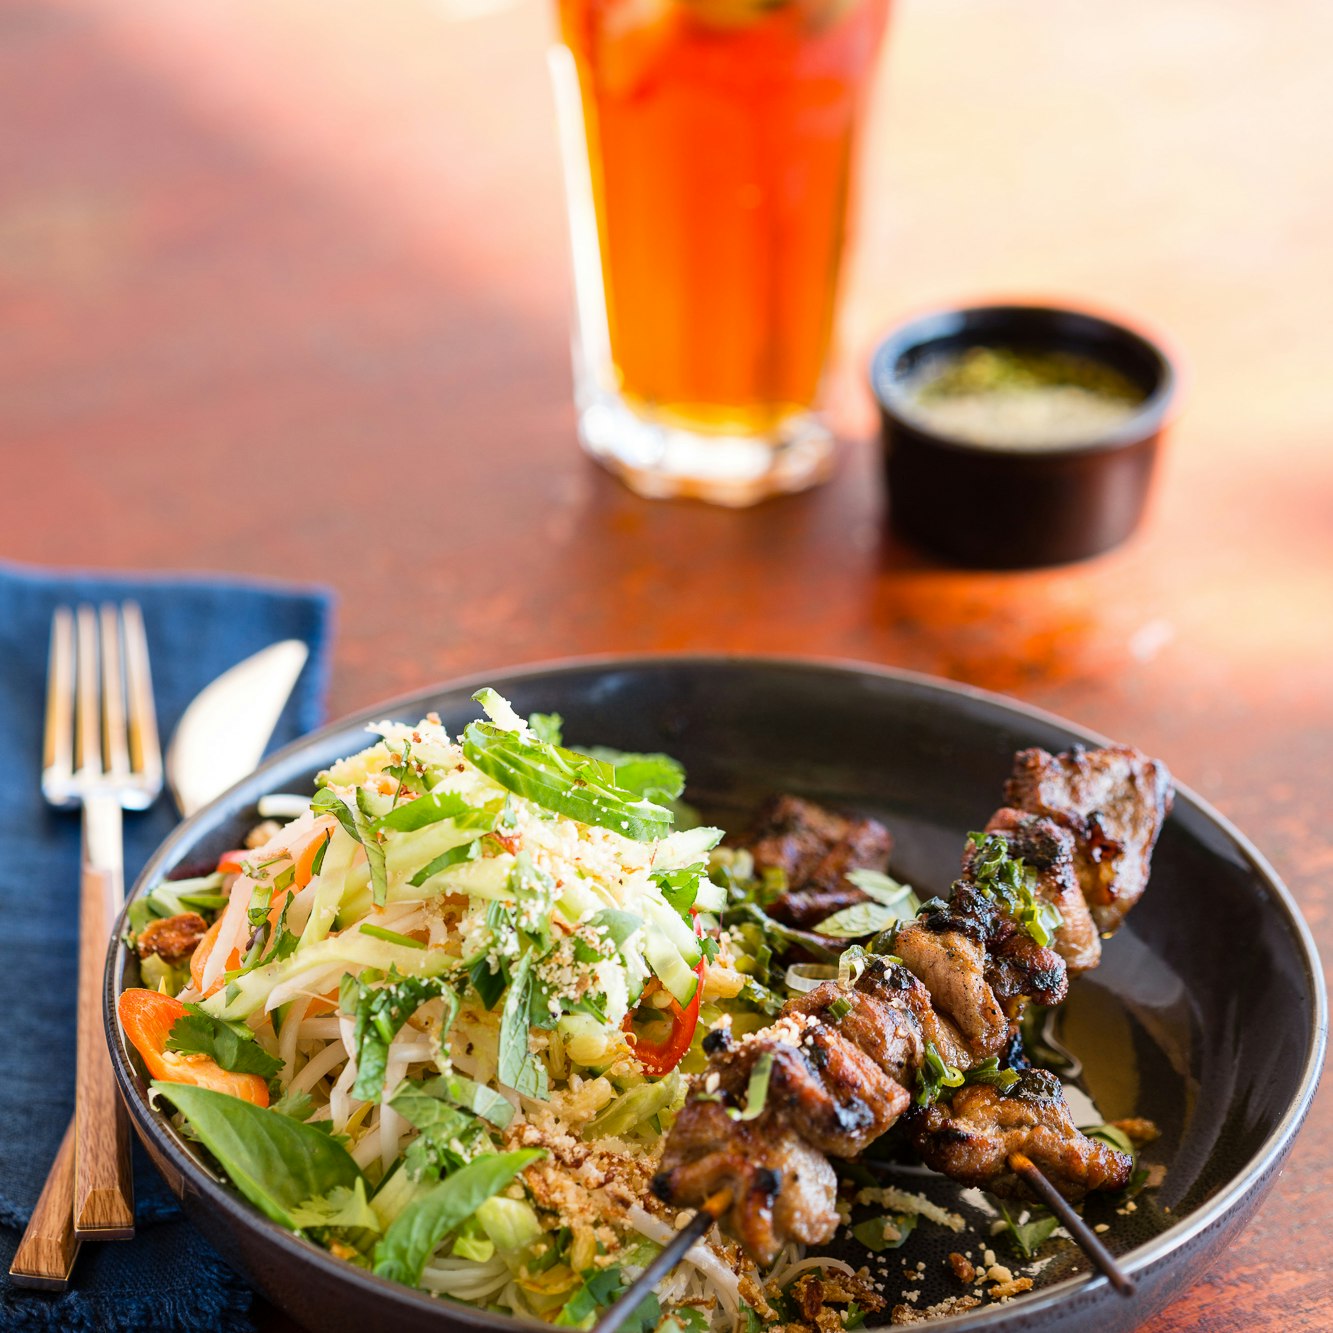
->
[576,392,836,506]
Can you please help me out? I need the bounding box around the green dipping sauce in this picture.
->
[903,346,1146,450]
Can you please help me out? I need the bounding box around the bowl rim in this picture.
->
[868,302,1178,460]
[106,652,1327,1331]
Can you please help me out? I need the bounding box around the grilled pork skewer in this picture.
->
[655,744,1173,1266]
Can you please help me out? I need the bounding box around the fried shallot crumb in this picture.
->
[1111,1117,1160,1146]
[947,1252,976,1285]
[990,1277,1036,1301]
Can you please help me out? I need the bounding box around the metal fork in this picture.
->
[9,603,162,1289]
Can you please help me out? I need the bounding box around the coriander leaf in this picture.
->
[347,973,460,1102]
[153,1082,363,1229]
[652,864,703,919]
[372,1149,543,1287]
[578,747,686,806]
[556,1266,659,1332]
[462,722,674,843]
[270,1087,315,1122]
[290,1177,381,1233]
[527,712,564,745]
[165,1004,283,1080]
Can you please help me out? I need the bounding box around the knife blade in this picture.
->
[166,640,308,819]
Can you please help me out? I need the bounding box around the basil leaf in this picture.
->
[378,789,472,833]
[165,1004,283,1080]
[998,1201,1061,1258]
[348,973,460,1102]
[153,1081,362,1228]
[851,1211,916,1252]
[372,1149,544,1287]
[462,723,673,843]
[498,954,548,1100]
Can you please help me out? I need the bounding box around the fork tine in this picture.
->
[99,605,130,782]
[120,601,162,798]
[42,608,76,801]
[73,606,102,778]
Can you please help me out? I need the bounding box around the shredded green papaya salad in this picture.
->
[121,690,835,1328]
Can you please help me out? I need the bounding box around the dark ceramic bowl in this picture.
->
[107,658,1324,1333]
[871,305,1177,568]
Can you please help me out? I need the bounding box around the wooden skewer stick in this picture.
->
[595,1189,733,1333]
[1007,1153,1135,1298]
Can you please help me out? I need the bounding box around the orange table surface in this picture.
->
[3,0,1330,1329]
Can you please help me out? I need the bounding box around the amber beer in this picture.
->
[556,0,890,502]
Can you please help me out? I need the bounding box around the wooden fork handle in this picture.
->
[8,1118,80,1289]
[74,862,134,1240]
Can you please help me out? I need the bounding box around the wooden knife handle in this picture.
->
[7,1118,80,1289]
[73,862,134,1240]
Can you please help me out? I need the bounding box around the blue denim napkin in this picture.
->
[0,562,334,1332]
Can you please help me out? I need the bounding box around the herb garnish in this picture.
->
[914,1041,965,1106]
[967,831,1063,948]
[165,1003,283,1080]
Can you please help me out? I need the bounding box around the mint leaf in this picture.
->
[346,973,460,1102]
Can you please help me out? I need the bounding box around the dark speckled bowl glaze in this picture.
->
[106,658,1326,1333]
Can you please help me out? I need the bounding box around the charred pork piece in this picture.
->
[1005,745,1173,935]
[656,1016,903,1265]
[787,958,969,1082]
[744,795,892,930]
[909,1069,1133,1200]
[894,882,1068,1062]
[975,810,1101,972]
[654,1103,838,1266]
